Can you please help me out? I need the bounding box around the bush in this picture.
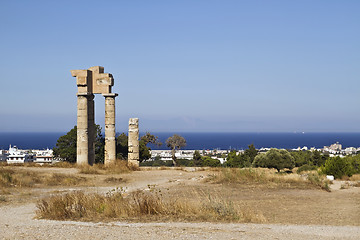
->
[224,151,250,168]
[253,149,295,172]
[307,172,331,192]
[320,157,353,179]
[296,164,317,174]
[175,159,194,167]
[140,160,173,167]
[202,157,221,167]
[348,155,360,174]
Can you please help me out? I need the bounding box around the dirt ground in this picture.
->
[0,167,359,239]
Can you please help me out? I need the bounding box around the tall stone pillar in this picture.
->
[104,93,118,165]
[128,118,139,167]
[71,66,116,166]
[77,93,90,165]
[87,94,95,165]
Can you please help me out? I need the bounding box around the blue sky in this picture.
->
[0,0,359,133]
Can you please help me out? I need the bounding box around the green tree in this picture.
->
[253,149,295,172]
[311,150,328,166]
[116,133,128,160]
[244,144,258,164]
[53,126,77,162]
[53,125,105,163]
[291,150,311,167]
[94,125,105,164]
[320,156,353,179]
[139,132,162,162]
[166,134,186,166]
[193,150,203,166]
[202,156,221,167]
[224,150,251,168]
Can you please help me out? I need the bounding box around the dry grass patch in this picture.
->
[350,174,360,181]
[208,168,330,191]
[45,173,87,186]
[78,165,101,175]
[51,162,75,168]
[36,188,266,223]
[100,160,134,174]
[0,167,87,188]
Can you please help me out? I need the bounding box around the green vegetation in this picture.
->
[253,149,295,172]
[307,172,331,192]
[52,126,77,162]
[166,134,187,166]
[296,164,318,174]
[139,132,163,161]
[140,160,173,167]
[223,144,258,168]
[54,126,161,164]
[202,156,221,167]
[116,133,128,160]
[117,132,162,162]
[321,156,354,179]
[53,125,104,163]
[290,150,329,168]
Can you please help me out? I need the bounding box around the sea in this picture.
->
[0,132,360,150]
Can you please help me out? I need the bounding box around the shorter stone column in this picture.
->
[104,93,118,166]
[128,118,139,167]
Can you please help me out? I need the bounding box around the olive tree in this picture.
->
[253,148,295,172]
[166,134,186,166]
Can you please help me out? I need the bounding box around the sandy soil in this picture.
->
[0,167,359,239]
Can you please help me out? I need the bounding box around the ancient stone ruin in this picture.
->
[128,118,139,167]
[71,66,118,165]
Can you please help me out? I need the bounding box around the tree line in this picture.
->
[53,126,360,179]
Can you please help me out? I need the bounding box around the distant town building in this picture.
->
[7,145,35,164]
[323,142,342,154]
[33,148,53,164]
[5,145,53,164]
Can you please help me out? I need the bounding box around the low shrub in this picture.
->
[296,164,317,174]
[140,160,173,167]
[210,168,267,184]
[175,159,194,167]
[202,157,221,167]
[320,157,353,179]
[307,173,331,192]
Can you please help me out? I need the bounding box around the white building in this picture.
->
[151,150,195,161]
[7,145,35,164]
[33,148,53,164]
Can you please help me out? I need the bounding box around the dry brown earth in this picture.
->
[0,167,359,239]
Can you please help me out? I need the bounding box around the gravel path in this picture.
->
[1,203,359,240]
